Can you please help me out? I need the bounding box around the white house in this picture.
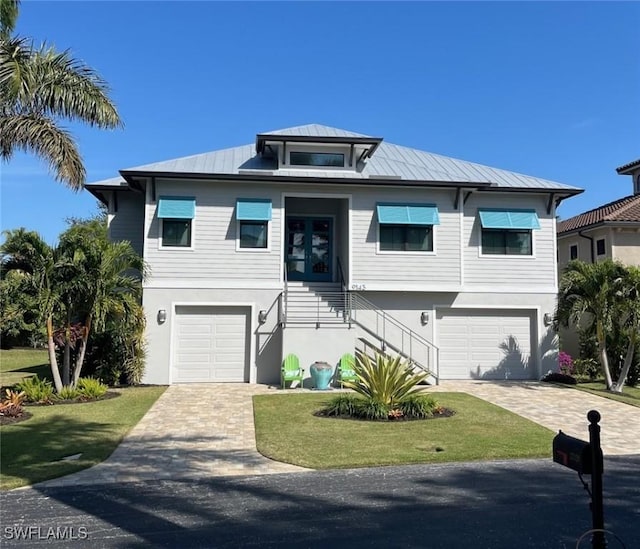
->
[85,124,582,385]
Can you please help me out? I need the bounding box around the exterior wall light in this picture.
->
[420,312,429,325]
[157,309,167,324]
[258,310,268,324]
[543,313,553,327]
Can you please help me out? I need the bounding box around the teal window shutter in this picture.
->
[157,197,196,219]
[478,209,540,230]
[376,204,440,225]
[236,199,272,221]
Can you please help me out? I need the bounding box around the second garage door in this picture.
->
[173,306,249,383]
[436,309,535,380]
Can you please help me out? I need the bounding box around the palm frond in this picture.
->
[0,0,20,37]
[0,112,85,189]
[15,44,122,129]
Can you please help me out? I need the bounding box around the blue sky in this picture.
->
[2,1,639,244]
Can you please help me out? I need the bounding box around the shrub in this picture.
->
[541,371,577,385]
[322,394,363,417]
[573,358,600,381]
[56,385,80,401]
[398,394,438,418]
[15,376,54,404]
[558,352,574,376]
[77,377,108,399]
[344,351,427,407]
[0,389,26,418]
[358,399,390,420]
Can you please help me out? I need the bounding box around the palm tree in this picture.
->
[58,225,146,386]
[614,266,640,392]
[1,225,145,391]
[0,0,122,190]
[556,260,628,391]
[1,228,65,391]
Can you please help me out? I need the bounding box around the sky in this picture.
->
[1,1,639,245]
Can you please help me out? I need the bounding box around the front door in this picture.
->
[286,217,332,282]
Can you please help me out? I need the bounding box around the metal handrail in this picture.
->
[347,292,440,382]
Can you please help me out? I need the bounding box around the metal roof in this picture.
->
[87,124,582,193]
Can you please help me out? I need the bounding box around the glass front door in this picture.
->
[286,217,332,282]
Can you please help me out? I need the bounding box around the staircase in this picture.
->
[282,282,349,327]
[280,282,440,384]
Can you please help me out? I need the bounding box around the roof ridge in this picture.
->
[561,194,638,223]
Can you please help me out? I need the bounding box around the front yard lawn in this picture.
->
[575,381,640,408]
[0,349,167,490]
[254,393,554,469]
[1,348,50,387]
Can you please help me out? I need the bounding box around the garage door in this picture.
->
[173,306,249,382]
[436,309,534,380]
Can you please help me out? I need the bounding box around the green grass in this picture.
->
[1,348,50,387]
[575,381,640,408]
[254,393,554,469]
[0,348,167,490]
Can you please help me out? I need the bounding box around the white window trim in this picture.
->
[235,219,272,252]
[158,217,196,251]
[478,226,536,259]
[569,243,579,260]
[596,237,606,256]
[280,143,352,171]
[376,222,437,256]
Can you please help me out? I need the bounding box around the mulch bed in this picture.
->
[314,407,456,421]
[0,411,33,426]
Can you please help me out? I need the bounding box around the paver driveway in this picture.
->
[32,380,640,489]
[432,380,640,455]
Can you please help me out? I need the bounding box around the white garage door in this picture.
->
[437,309,534,380]
[173,306,249,382]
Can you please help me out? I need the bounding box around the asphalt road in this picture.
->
[1,456,639,548]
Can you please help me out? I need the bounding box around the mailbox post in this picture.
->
[552,410,606,549]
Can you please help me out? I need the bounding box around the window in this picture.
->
[596,239,606,256]
[157,196,196,249]
[289,151,344,167]
[380,225,433,251]
[478,208,539,256]
[481,229,532,255]
[570,245,578,260]
[161,219,192,247]
[376,203,440,253]
[236,198,272,250]
[239,221,268,249]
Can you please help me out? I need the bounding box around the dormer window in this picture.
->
[289,151,345,167]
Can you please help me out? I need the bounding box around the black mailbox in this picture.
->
[553,431,592,474]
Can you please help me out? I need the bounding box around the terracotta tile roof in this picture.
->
[616,158,640,174]
[558,194,640,233]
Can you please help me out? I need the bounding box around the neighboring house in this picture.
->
[557,158,640,270]
[556,158,640,357]
[85,124,582,385]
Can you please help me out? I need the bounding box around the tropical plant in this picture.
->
[0,388,25,417]
[76,377,108,399]
[397,394,438,418]
[1,223,146,392]
[56,385,80,401]
[343,351,427,407]
[0,0,122,189]
[556,260,640,393]
[320,393,362,417]
[15,375,54,403]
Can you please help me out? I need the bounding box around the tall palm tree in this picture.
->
[556,260,628,391]
[0,0,122,190]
